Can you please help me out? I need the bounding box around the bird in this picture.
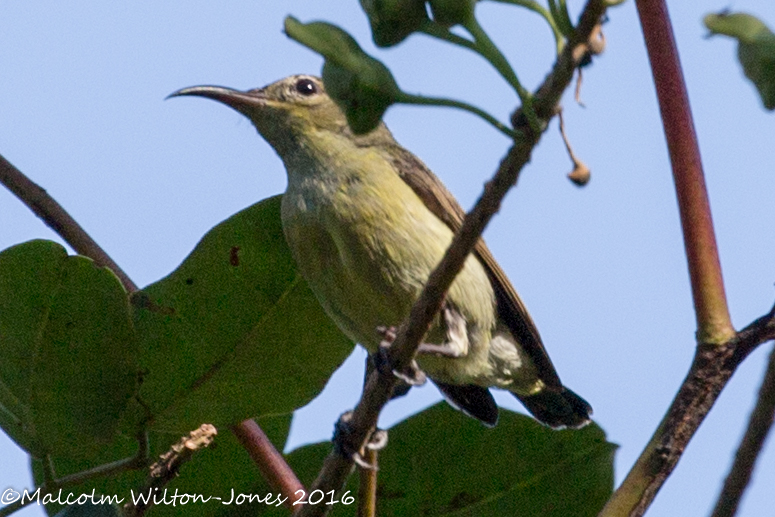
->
[169,74,591,429]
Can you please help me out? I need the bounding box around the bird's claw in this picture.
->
[375,326,427,386]
[332,412,387,470]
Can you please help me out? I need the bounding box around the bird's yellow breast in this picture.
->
[279,134,496,368]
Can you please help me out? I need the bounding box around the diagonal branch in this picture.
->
[231,419,305,511]
[599,306,775,517]
[711,340,775,517]
[296,2,608,516]
[0,153,138,292]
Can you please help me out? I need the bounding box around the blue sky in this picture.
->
[1,1,774,516]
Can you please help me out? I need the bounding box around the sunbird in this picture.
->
[170,75,591,429]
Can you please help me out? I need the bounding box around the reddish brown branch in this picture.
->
[230,419,304,511]
[634,0,734,344]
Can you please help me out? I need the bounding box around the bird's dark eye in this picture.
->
[295,78,318,96]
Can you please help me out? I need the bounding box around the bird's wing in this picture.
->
[384,144,562,389]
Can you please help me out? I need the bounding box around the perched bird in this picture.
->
[170,75,591,429]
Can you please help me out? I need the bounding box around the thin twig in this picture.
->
[296,3,608,516]
[124,425,217,517]
[711,342,775,517]
[230,419,304,512]
[0,153,138,292]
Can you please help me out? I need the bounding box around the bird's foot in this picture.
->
[375,326,427,386]
[416,342,464,358]
[333,411,388,470]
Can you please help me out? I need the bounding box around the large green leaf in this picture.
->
[131,195,353,432]
[0,240,137,459]
[255,403,615,516]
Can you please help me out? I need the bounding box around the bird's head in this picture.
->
[169,75,352,154]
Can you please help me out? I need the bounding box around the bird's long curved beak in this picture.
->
[167,85,266,113]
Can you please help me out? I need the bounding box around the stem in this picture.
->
[419,18,539,133]
[463,18,540,132]
[397,92,515,138]
[487,0,565,53]
[710,343,775,517]
[0,153,138,292]
[230,419,304,512]
[357,448,378,517]
[419,21,478,53]
[548,0,575,37]
[636,0,734,344]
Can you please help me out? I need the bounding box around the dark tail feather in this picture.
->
[434,381,499,427]
[516,387,592,429]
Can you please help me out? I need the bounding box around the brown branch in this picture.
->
[124,425,217,517]
[711,342,775,517]
[634,0,734,344]
[296,2,608,516]
[0,153,138,292]
[230,419,304,512]
[599,305,775,517]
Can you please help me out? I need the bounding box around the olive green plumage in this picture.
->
[171,75,591,428]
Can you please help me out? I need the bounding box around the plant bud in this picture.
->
[360,0,428,47]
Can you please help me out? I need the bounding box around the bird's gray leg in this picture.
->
[374,326,427,386]
[416,305,470,358]
[333,411,389,468]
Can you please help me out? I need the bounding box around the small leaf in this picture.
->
[705,11,775,110]
[428,0,477,28]
[0,240,138,459]
[131,196,353,432]
[360,0,429,47]
[285,17,400,133]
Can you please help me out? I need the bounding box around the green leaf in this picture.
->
[705,11,775,110]
[360,0,429,47]
[256,403,615,516]
[285,17,400,133]
[131,195,353,432]
[34,414,292,517]
[0,240,138,459]
[53,502,123,517]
